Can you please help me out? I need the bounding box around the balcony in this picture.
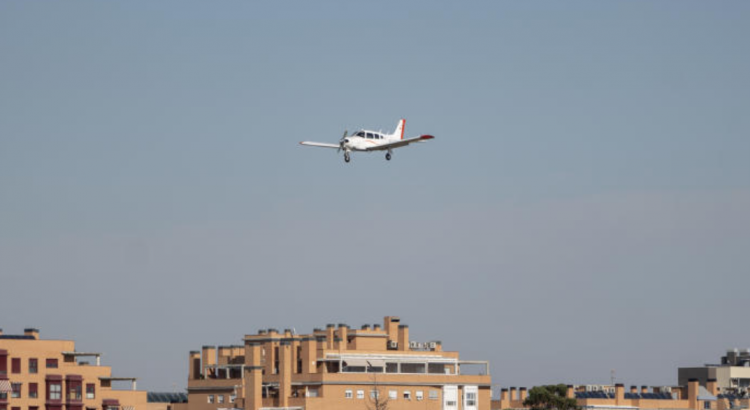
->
[62,352,102,366]
[99,377,138,391]
[204,364,245,380]
[320,353,490,376]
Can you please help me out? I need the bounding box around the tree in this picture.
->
[366,387,390,410]
[365,364,390,410]
[523,385,580,410]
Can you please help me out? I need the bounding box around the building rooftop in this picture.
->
[147,392,188,403]
[574,392,675,400]
[0,335,35,340]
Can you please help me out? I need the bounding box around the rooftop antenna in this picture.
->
[611,369,616,386]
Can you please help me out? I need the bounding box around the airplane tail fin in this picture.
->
[393,119,405,140]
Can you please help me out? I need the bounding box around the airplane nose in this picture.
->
[344,139,349,144]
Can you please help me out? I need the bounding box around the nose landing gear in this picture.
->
[344,152,351,163]
[385,152,392,161]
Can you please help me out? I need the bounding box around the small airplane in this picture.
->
[299,119,434,163]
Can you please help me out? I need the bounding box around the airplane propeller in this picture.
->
[338,130,348,153]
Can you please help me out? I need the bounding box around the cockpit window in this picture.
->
[355,131,364,137]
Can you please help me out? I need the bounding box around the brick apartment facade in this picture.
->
[0,329,146,410]
[187,316,491,410]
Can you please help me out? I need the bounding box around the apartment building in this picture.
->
[493,380,749,410]
[679,349,750,394]
[186,316,491,410]
[0,328,147,410]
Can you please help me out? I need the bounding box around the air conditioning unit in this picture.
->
[410,341,420,349]
[388,341,398,349]
[428,342,437,350]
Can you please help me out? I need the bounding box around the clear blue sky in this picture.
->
[1,0,749,393]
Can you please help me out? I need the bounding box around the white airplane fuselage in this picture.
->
[341,131,396,152]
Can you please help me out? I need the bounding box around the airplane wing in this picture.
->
[365,135,435,151]
[299,141,340,149]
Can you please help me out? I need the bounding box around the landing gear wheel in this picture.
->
[344,152,351,163]
[386,152,392,161]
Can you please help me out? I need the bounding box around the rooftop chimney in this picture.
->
[615,384,624,405]
[397,324,409,351]
[337,324,348,351]
[688,379,699,409]
[707,379,718,396]
[24,328,39,340]
[326,324,335,349]
[385,316,400,343]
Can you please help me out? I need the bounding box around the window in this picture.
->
[86,384,95,399]
[11,383,21,398]
[357,390,364,399]
[416,391,424,401]
[50,383,62,400]
[46,359,58,369]
[307,388,319,398]
[429,390,439,400]
[465,392,477,407]
[229,394,236,403]
[400,363,426,373]
[70,385,82,400]
[343,364,365,373]
[370,390,380,399]
[217,395,224,404]
[11,359,20,374]
[207,395,214,404]
[704,402,711,410]
[296,346,302,374]
[345,390,353,399]
[388,390,397,400]
[385,363,398,373]
[403,390,411,400]
[29,383,38,399]
[29,359,38,374]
